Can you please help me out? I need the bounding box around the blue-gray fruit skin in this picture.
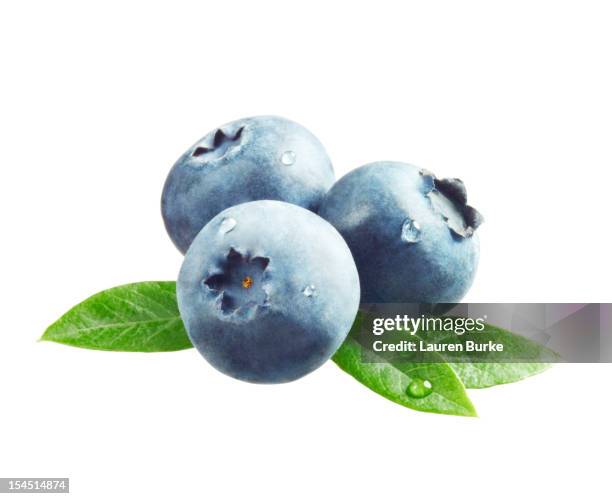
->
[162,116,335,254]
[177,200,360,384]
[318,162,483,305]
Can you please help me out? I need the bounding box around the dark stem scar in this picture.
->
[192,126,245,158]
[203,247,270,314]
[421,170,484,238]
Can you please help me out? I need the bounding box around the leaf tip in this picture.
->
[465,406,479,418]
[39,326,54,343]
[451,396,478,418]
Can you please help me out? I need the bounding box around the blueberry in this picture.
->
[162,116,335,253]
[318,162,483,305]
[177,200,360,383]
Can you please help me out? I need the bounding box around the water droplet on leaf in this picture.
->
[406,378,433,398]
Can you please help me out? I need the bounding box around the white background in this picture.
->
[1,1,611,497]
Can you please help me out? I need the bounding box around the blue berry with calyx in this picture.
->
[318,161,483,305]
[177,200,360,384]
[162,116,335,253]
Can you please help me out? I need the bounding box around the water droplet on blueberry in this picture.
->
[302,284,316,297]
[406,378,433,398]
[280,150,296,166]
[219,217,237,234]
[401,218,421,243]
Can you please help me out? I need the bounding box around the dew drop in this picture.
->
[406,378,433,399]
[280,150,296,166]
[219,217,237,234]
[302,284,316,297]
[401,218,422,243]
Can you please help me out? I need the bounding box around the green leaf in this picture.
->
[42,281,554,413]
[421,321,558,388]
[332,314,477,417]
[41,281,193,352]
[450,362,551,389]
